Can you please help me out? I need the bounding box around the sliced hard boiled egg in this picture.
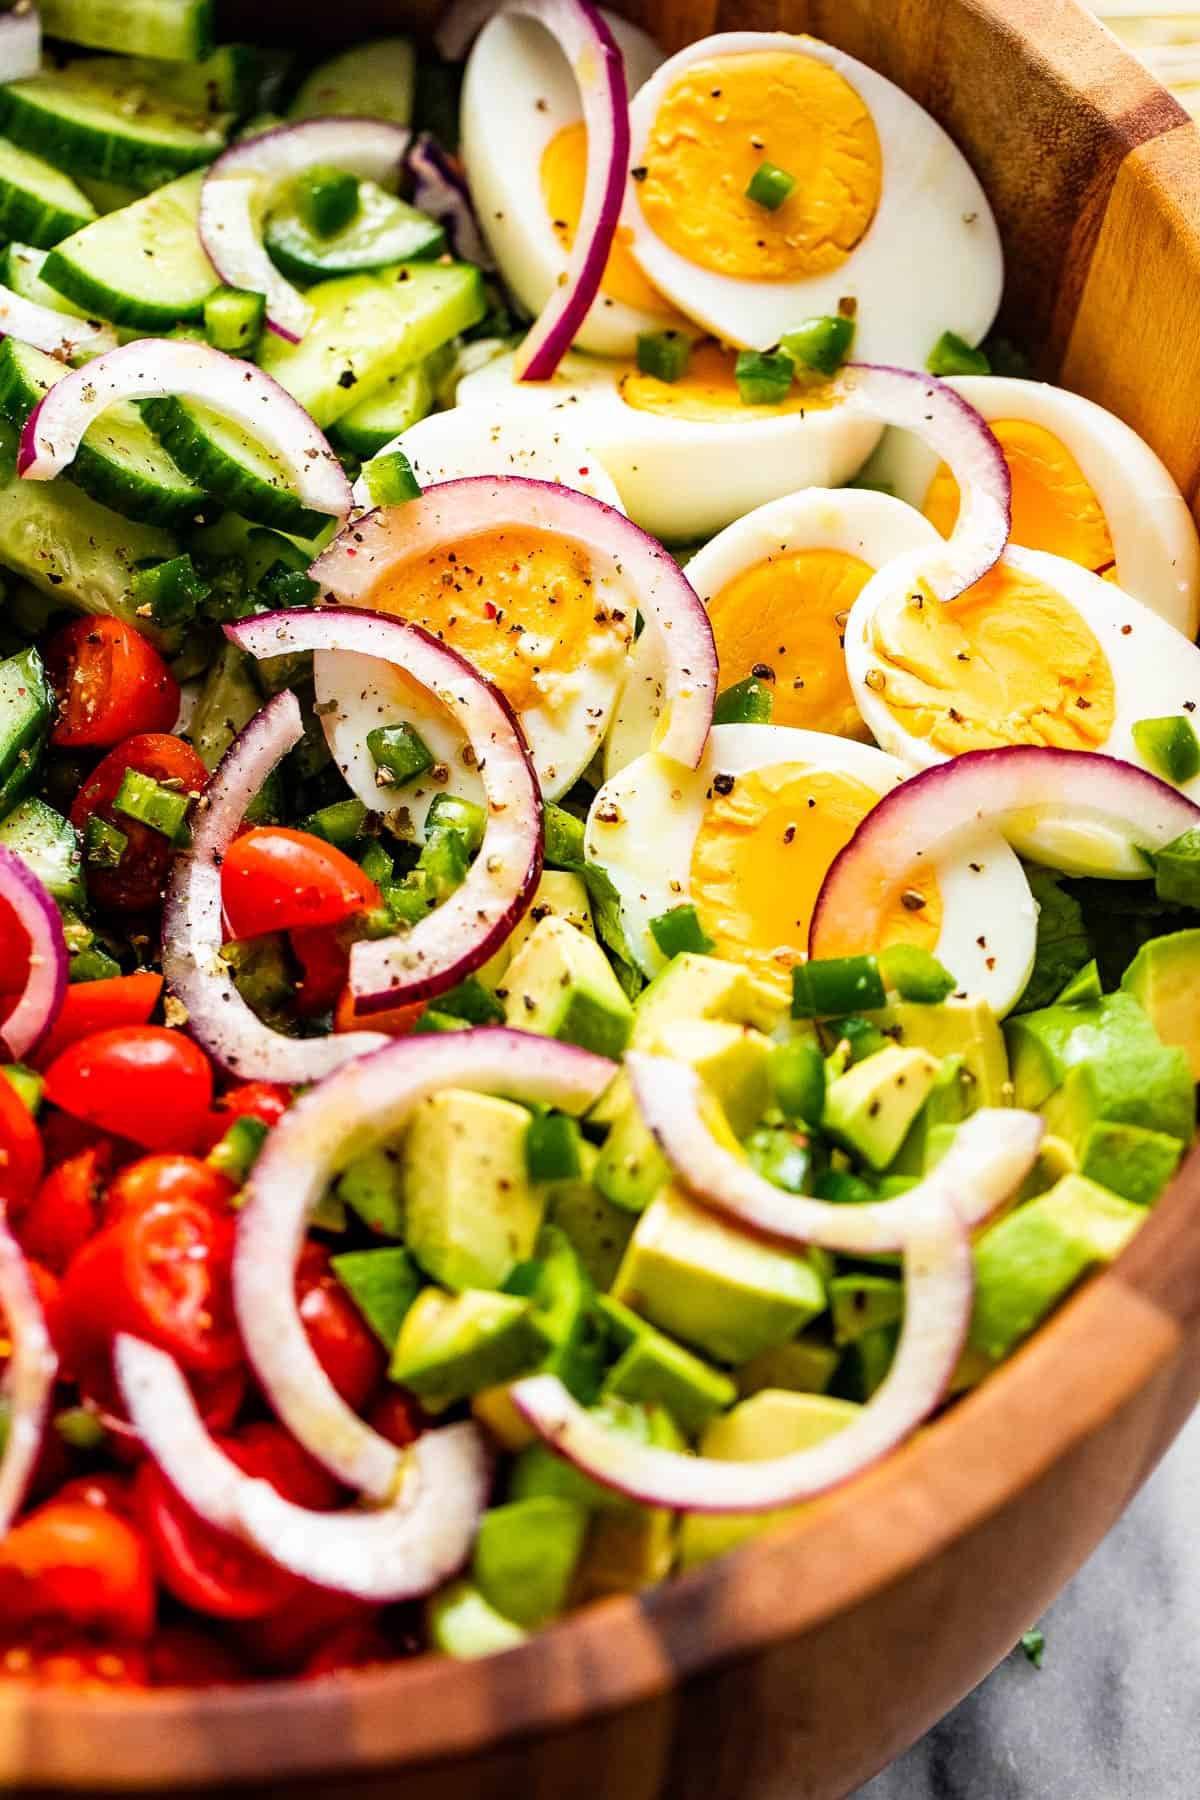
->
[586,724,1036,1015]
[845,544,1200,873]
[605,485,941,775]
[455,347,881,541]
[621,31,1003,363]
[867,375,1200,635]
[460,9,675,356]
[387,409,625,509]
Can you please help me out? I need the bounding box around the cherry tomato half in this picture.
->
[45,618,179,750]
[0,1502,155,1640]
[70,734,207,914]
[222,829,381,940]
[196,1081,291,1155]
[367,1389,425,1451]
[44,1026,213,1153]
[0,1639,149,1690]
[17,1144,110,1274]
[31,972,163,1073]
[104,1153,234,1225]
[0,1073,44,1212]
[301,1621,393,1679]
[290,924,350,1017]
[296,1242,386,1410]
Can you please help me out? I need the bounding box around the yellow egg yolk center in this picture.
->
[636,50,882,282]
[541,121,679,316]
[923,419,1118,577]
[707,547,872,737]
[620,340,834,421]
[367,526,618,714]
[689,762,941,990]
[864,560,1117,755]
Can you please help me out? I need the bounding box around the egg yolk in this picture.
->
[636,50,882,282]
[620,340,833,421]
[367,526,619,714]
[689,762,941,990]
[707,548,872,737]
[864,561,1117,755]
[923,420,1118,577]
[541,121,680,317]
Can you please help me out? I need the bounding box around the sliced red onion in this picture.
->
[407,133,495,272]
[513,1191,972,1513]
[840,365,1011,600]
[0,284,118,362]
[114,1335,489,1600]
[627,1053,1041,1254]
[230,605,543,1009]
[161,689,387,1080]
[0,1,39,82]
[199,117,411,344]
[17,338,351,522]
[811,745,1200,949]
[0,844,67,1063]
[312,478,716,772]
[232,1028,615,1496]
[0,1216,57,1537]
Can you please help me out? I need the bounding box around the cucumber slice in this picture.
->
[265,181,443,284]
[66,47,264,118]
[329,347,451,459]
[0,137,96,249]
[0,339,208,531]
[0,421,178,637]
[40,171,219,329]
[0,798,85,907]
[38,0,214,63]
[0,68,227,192]
[140,396,337,536]
[0,242,90,320]
[259,262,486,428]
[289,39,416,127]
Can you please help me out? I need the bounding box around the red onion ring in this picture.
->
[811,746,1200,952]
[0,2,39,82]
[231,1028,616,1496]
[115,1335,490,1600]
[229,606,543,1010]
[406,133,495,272]
[311,478,716,773]
[17,338,352,523]
[0,285,118,361]
[512,1191,973,1513]
[0,1215,57,1537]
[840,365,1011,600]
[161,689,388,1080]
[0,843,67,1063]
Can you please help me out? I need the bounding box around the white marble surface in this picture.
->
[855,1410,1200,1797]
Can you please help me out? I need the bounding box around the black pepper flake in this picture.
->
[712,772,735,796]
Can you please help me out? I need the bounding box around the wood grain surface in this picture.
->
[14,4,1200,1796]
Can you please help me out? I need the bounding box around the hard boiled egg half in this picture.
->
[868,375,1200,634]
[605,485,941,775]
[845,543,1200,873]
[586,724,1036,1016]
[621,31,1003,364]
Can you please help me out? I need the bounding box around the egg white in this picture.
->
[621,31,1004,364]
[865,375,1200,636]
[455,350,882,541]
[460,9,666,355]
[586,723,1036,1014]
[384,408,625,509]
[605,484,942,776]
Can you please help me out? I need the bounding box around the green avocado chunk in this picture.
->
[331,1247,422,1351]
[472,1496,590,1629]
[1077,1120,1183,1207]
[734,1335,839,1398]
[502,915,633,1059]
[1121,929,1200,1081]
[426,1579,528,1659]
[390,1288,550,1402]
[336,1143,406,1238]
[1006,991,1194,1145]
[404,1088,544,1293]
[544,1142,635,1291]
[886,995,1011,1107]
[822,1044,941,1172]
[597,1295,736,1435]
[829,1274,905,1347]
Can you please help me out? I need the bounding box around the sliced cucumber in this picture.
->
[0,67,227,192]
[0,137,96,250]
[0,420,178,637]
[38,0,214,64]
[40,171,219,329]
[140,396,337,537]
[289,39,416,127]
[0,242,90,320]
[259,262,486,428]
[65,46,263,118]
[0,339,208,531]
[330,346,451,459]
[265,181,443,284]
[0,798,84,908]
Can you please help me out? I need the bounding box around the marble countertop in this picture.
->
[856,1409,1200,1798]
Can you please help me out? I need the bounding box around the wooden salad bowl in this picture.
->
[5,1,1200,1794]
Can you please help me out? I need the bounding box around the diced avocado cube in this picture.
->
[426,1579,528,1659]
[1077,1120,1183,1207]
[471,1382,539,1452]
[505,1225,603,1401]
[404,1088,544,1292]
[888,995,1010,1107]
[331,1246,422,1350]
[822,1044,941,1173]
[1005,992,1193,1143]
[502,915,633,1058]
[508,1396,678,1515]
[544,1141,635,1291]
[597,1295,736,1435]
[734,1334,839,1398]
[829,1274,905,1347]
[481,869,593,988]
[1041,1052,1193,1154]
[633,951,786,1041]
[968,1173,1144,1363]
[679,1390,861,1567]
[612,1184,826,1366]
[890,1055,969,1175]
[472,1497,589,1629]
[390,1287,550,1402]
[336,1143,405,1237]
[568,1404,686,1601]
[0,647,52,818]
[832,1321,900,1403]
[1122,928,1200,1081]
